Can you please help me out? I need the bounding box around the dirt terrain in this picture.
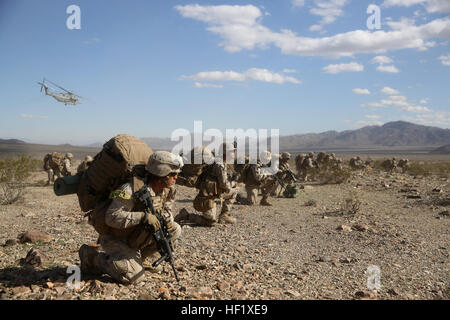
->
[0,158,449,300]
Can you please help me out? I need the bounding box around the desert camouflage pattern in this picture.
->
[80,182,181,284]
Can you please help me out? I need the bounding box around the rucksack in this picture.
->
[48,152,65,172]
[77,134,153,212]
[43,153,51,171]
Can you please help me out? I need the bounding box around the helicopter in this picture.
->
[37,78,85,106]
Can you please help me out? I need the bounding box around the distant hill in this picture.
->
[0,139,26,144]
[430,144,450,154]
[279,121,450,151]
[2,121,449,157]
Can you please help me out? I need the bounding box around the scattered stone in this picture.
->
[88,280,103,295]
[353,224,369,232]
[336,225,352,232]
[21,248,46,267]
[11,286,31,297]
[216,281,229,291]
[268,289,281,296]
[285,289,301,298]
[192,287,213,299]
[18,231,52,244]
[355,290,377,299]
[432,188,442,193]
[406,194,421,199]
[195,264,208,270]
[158,287,171,300]
[54,287,65,296]
[4,239,18,246]
[387,288,399,296]
[44,282,54,289]
[439,210,449,217]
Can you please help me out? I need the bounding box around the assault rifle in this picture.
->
[285,168,298,183]
[135,187,179,282]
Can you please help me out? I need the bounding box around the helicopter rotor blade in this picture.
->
[44,78,72,94]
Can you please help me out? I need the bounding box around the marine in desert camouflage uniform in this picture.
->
[44,152,73,185]
[243,151,278,206]
[77,155,93,173]
[175,142,238,226]
[78,151,183,285]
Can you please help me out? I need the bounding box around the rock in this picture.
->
[193,287,213,299]
[21,248,46,267]
[44,282,54,289]
[285,289,301,298]
[432,188,442,193]
[217,281,229,291]
[406,194,421,199]
[158,287,171,300]
[54,286,65,296]
[387,288,399,296]
[195,264,208,270]
[353,224,369,232]
[18,231,52,244]
[439,210,449,217]
[336,225,352,232]
[355,290,377,299]
[4,239,18,246]
[11,286,31,297]
[268,289,281,296]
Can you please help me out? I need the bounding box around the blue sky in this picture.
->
[0,0,449,145]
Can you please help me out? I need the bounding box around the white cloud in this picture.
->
[438,54,450,66]
[371,55,394,65]
[367,95,432,113]
[355,119,384,127]
[365,114,381,120]
[401,110,450,126]
[194,82,224,88]
[352,88,371,95]
[308,0,349,32]
[383,0,450,13]
[176,4,450,58]
[182,68,301,84]
[376,64,400,73]
[323,62,364,74]
[419,98,429,104]
[20,114,48,119]
[381,86,400,95]
[283,68,298,73]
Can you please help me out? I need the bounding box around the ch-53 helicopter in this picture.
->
[37,78,85,106]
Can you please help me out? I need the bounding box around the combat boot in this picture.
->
[174,208,190,223]
[78,244,105,276]
[260,198,272,206]
[218,213,237,224]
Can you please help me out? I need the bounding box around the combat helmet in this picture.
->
[281,152,291,160]
[85,155,93,162]
[65,153,73,159]
[146,151,184,177]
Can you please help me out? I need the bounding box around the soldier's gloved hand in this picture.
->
[145,214,161,231]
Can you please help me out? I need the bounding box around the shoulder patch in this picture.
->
[109,189,132,200]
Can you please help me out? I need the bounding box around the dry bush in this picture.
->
[0,155,39,205]
[341,190,362,215]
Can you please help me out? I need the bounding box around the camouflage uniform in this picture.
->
[244,162,277,206]
[299,153,315,182]
[79,151,183,285]
[398,159,409,173]
[77,155,93,173]
[45,152,72,185]
[176,143,238,226]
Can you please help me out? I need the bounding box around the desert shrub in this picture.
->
[341,190,362,215]
[0,155,38,205]
[406,162,431,177]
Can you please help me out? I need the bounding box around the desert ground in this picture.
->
[0,156,449,300]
